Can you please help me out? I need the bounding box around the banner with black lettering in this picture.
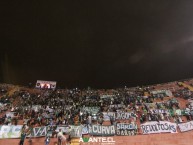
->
[103,112,134,120]
[140,121,177,134]
[0,125,51,138]
[178,121,193,132]
[30,126,49,137]
[90,125,115,136]
[116,112,133,120]
[116,123,137,136]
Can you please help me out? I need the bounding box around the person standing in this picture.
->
[45,136,50,145]
[57,129,64,145]
[28,124,33,142]
[88,114,92,125]
[19,131,27,145]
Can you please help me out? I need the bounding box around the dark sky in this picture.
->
[1,1,193,89]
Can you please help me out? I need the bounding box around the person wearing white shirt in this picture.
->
[57,129,66,145]
[88,115,92,125]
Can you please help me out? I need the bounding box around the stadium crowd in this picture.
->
[0,81,193,144]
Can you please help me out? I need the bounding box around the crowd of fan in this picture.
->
[0,82,193,133]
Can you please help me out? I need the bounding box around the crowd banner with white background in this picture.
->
[90,125,115,136]
[116,123,137,136]
[82,107,100,115]
[6,112,15,118]
[103,112,116,121]
[178,121,193,132]
[140,121,177,134]
[0,125,22,138]
[116,112,133,120]
[81,125,89,135]
[36,80,56,90]
[30,126,49,137]
[55,126,71,133]
[151,90,173,97]
[70,125,83,137]
[0,122,182,139]
[103,112,134,120]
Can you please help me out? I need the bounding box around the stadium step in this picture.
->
[178,82,193,91]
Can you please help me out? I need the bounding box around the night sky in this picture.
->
[1,1,193,89]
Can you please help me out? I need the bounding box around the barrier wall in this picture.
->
[1,131,193,145]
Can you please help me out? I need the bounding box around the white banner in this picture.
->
[117,123,137,130]
[178,121,193,132]
[6,112,15,118]
[81,125,89,135]
[140,121,177,134]
[30,126,49,137]
[70,125,83,137]
[55,126,71,133]
[151,90,172,95]
[116,112,132,120]
[90,125,115,136]
[82,107,100,115]
[100,95,114,99]
[32,105,42,112]
[103,112,116,121]
[36,80,56,89]
[103,112,133,120]
[109,104,124,108]
[0,125,22,138]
